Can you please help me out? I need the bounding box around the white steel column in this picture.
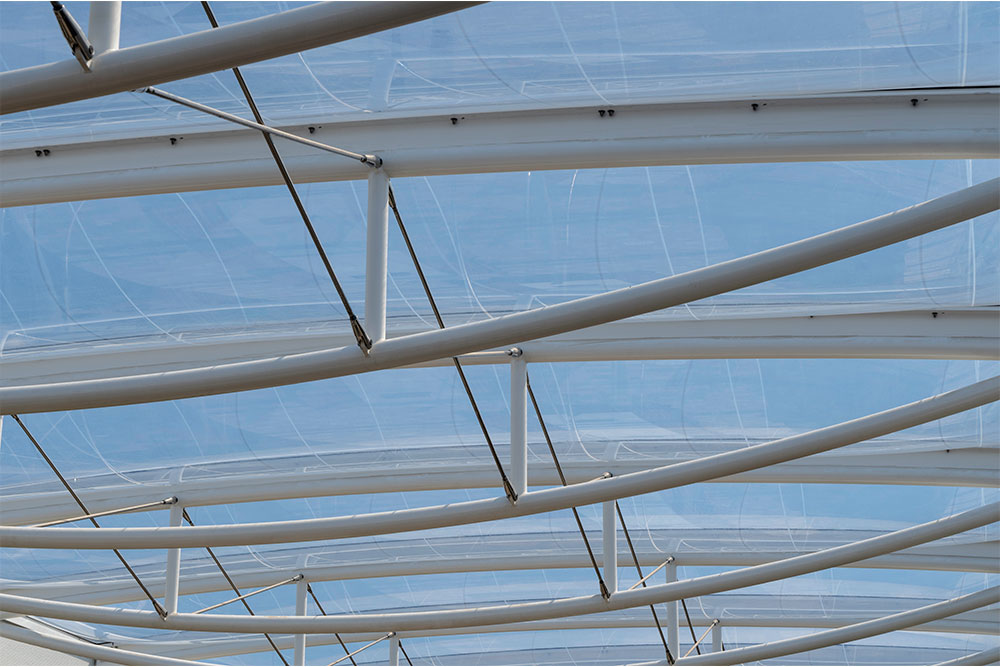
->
[712,621,722,653]
[666,560,679,658]
[88,2,121,54]
[509,348,527,497]
[164,502,184,614]
[603,501,617,594]
[388,633,400,666]
[293,577,308,665]
[365,168,389,345]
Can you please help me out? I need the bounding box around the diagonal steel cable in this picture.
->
[183,510,289,665]
[199,1,372,353]
[306,584,357,666]
[399,639,415,666]
[10,414,167,618]
[526,375,611,599]
[615,500,675,664]
[387,185,517,503]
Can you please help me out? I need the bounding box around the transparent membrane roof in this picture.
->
[0,1,998,665]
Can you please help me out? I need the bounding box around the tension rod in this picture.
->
[329,633,394,666]
[179,1,374,355]
[683,620,719,658]
[526,375,611,599]
[306,584,357,666]
[387,185,518,503]
[10,414,167,618]
[616,501,675,664]
[34,496,178,527]
[193,574,303,614]
[183,510,289,665]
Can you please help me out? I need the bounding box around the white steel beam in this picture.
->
[0,502,994,633]
[938,647,1000,666]
[509,349,527,498]
[603,501,618,594]
[1,376,994,550]
[5,537,994,608]
[365,169,390,345]
[111,611,1000,662]
[293,577,307,666]
[87,2,121,54]
[665,561,679,659]
[0,621,208,666]
[673,587,1000,666]
[0,2,481,115]
[163,502,184,615]
[2,180,994,416]
[4,310,993,407]
[2,89,996,207]
[3,445,994,527]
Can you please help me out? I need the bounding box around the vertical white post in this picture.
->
[365,168,389,345]
[88,2,121,54]
[712,621,722,653]
[602,501,617,594]
[163,502,183,614]
[509,348,527,498]
[388,633,400,666]
[665,560,679,659]
[293,577,308,665]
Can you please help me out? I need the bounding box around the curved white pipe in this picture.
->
[2,376,995,550]
[673,587,1000,665]
[2,179,996,416]
[0,502,994,634]
[937,646,1000,666]
[0,621,208,666]
[0,2,481,115]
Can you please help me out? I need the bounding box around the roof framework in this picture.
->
[0,1,997,665]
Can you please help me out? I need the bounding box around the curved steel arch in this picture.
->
[2,375,994,550]
[2,178,995,415]
[1,501,995,634]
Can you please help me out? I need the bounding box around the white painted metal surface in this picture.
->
[509,350,527,497]
[2,376,994,550]
[163,502,184,615]
[294,577,307,666]
[604,501,618,594]
[0,502,993,633]
[3,180,994,415]
[365,168,389,344]
[2,89,996,207]
[673,588,1000,665]
[0,2,480,115]
[87,1,121,54]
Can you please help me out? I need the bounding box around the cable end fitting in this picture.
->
[506,347,523,358]
[502,476,519,505]
[164,496,179,505]
[362,154,383,169]
[293,574,305,582]
[599,580,611,600]
[350,315,373,356]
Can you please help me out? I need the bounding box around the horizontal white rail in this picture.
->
[0,502,994,633]
[673,587,1000,665]
[2,89,995,207]
[0,621,207,666]
[937,646,1000,666]
[110,611,1000,662]
[0,2,480,115]
[5,310,995,403]
[5,445,993,527]
[2,375,995,550]
[2,179,996,416]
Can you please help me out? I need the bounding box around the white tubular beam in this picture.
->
[87,2,121,54]
[389,633,400,666]
[604,501,618,594]
[164,502,184,615]
[0,621,208,666]
[665,562,679,659]
[509,349,527,497]
[293,577,307,666]
[2,376,994,551]
[937,646,1000,666]
[113,612,1000,662]
[0,502,994,633]
[4,446,995,527]
[711,622,722,653]
[3,180,995,416]
[5,310,994,411]
[0,2,480,115]
[2,89,996,207]
[674,587,1000,666]
[365,168,389,344]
